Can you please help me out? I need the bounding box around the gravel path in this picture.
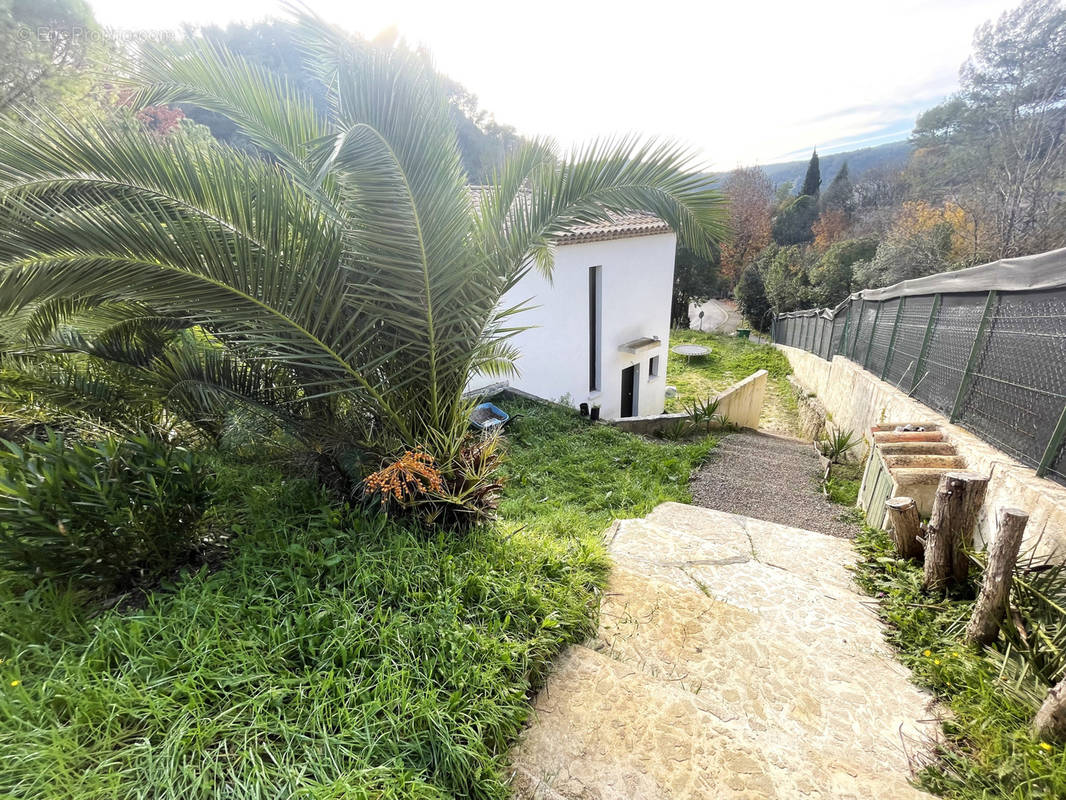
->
[689,429,859,538]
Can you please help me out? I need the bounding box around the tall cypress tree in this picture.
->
[821,161,853,217]
[801,149,821,196]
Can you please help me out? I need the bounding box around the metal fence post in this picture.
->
[862,302,882,369]
[950,290,998,423]
[881,297,905,381]
[1038,402,1066,479]
[849,299,866,360]
[912,294,941,393]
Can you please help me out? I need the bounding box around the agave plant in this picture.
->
[683,395,727,433]
[819,425,860,464]
[0,11,726,493]
[657,418,693,442]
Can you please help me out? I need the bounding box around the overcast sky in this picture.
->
[88,0,1017,168]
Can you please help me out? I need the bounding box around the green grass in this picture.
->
[664,331,798,433]
[0,402,713,799]
[854,527,1066,799]
[825,462,863,507]
[499,398,716,539]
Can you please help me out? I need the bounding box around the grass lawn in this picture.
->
[854,528,1066,799]
[0,401,713,799]
[664,330,799,435]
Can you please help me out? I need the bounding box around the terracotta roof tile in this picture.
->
[555,211,670,245]
[469,186,670,245]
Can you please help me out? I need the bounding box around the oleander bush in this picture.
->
[0,429,210,590]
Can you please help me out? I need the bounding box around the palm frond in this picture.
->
[127,38,328,184]
[0,13,730,480]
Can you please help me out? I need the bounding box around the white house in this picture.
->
[473,212,677,420]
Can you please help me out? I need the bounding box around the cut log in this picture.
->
[1034,677,1066,743]
[965,507,1028,646]
[922,471,989,593]
[885,496,922,560]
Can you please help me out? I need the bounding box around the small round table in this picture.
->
[671,344,711,362]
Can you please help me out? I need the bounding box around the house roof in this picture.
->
[554,212,671,245]
[469,186,671,245]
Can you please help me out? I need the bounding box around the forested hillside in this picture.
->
[764,140,913,189]
[721,140,914,191]
[0,9,522,181]
[717,0,1066,331]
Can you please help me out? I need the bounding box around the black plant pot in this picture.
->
[579,402,589,416]
[590,407,601,421]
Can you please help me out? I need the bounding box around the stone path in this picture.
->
[690,430,858,538]
[509,503,936,799]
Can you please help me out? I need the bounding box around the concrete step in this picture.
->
[511,644,931,800]
[608,517,880,649]
[884,454,967,470]
[873,430,945,444]
[643,503,855,581]
[877,441,957,457]
[595,564,930,752]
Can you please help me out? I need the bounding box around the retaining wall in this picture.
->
[779,345,1066,558]
[610,370,767,436]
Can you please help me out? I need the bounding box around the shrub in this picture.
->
[0,430,210,590]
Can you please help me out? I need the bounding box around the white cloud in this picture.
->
[87,0,1017,165]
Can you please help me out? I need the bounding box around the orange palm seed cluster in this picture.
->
[364,449,444,503]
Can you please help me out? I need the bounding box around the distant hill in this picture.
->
[716,139,914,188]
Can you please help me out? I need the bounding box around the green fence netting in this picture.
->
[772,247,1066,486]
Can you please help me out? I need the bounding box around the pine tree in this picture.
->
[801,149,821,196]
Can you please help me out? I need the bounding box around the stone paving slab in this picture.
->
[596,565,928,759]
[609,521,880,652]
[512,646,931,800]
[644,503,859,589]
[510,504,937,800]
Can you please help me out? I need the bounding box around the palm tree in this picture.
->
[0,12,727,492]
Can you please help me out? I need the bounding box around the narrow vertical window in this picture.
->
[649,355,660,378]
[589,266,601,391]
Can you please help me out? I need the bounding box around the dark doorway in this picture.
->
[620,364,637,418]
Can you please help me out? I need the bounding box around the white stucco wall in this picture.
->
[470,232,676,419]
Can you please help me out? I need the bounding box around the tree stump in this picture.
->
[965,507,1028,646]
[922,471,989,593]
[885,496,922,560]
[1034,677,1066,743]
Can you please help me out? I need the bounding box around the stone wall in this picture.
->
[788,375,827,442]
[778,345,1066,558]
[610,370,768,437]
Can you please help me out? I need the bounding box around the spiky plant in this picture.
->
[820,425,860,464]
[0,11,726,494]
[683,395,727,433]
